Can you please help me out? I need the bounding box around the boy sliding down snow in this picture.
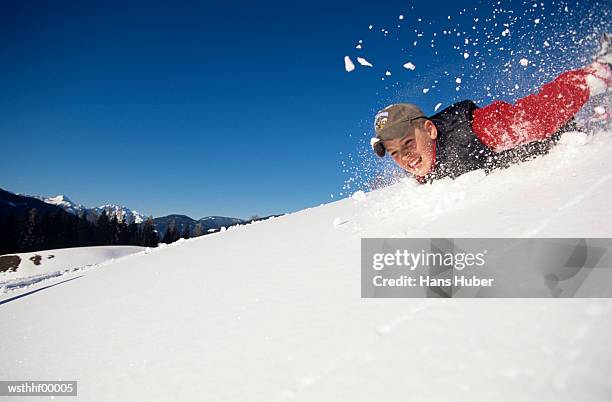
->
[371,34,612,183]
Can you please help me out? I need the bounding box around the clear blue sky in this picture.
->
[0,0,608,218]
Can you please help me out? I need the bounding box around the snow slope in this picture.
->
[1,131,612,401]
[0,246,146,292]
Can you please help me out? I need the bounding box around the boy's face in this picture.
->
[383,120,438,176]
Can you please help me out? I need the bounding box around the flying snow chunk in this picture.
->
[434,103,443,111]
[586,63,611,96]
[455,78,462,84]
[544,40,550,47]
[403,62,416,70]
[520,58,529,66]
[423,88,430,94]
[351,190,367,201]
[368,24,373,30]
[399,15,404,20]
[502,28,510,37]
[344,56,355,72]
[534,18,540,24]
[356,44,362,49]
[385,71,391,76]
[463,52,470,59]
[357,57,373,67]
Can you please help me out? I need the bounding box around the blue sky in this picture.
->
[0,0,608,218]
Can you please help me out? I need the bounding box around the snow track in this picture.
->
[0,246,146,294]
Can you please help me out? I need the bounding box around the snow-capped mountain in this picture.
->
[42,194,86,215]
[92,204,146,224]
[35,194,147,224]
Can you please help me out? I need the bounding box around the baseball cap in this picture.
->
[371,103,427,157]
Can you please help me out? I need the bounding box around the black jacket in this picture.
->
[424,100,567,182]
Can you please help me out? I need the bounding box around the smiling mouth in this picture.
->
[407,157,422,170]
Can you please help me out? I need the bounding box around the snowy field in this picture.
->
[1,130,612,401]
[0,246,145,293]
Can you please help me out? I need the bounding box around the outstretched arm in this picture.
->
[472,63,611,152]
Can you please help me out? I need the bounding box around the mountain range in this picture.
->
[0,188,66,219]
[2,188,276,236]
[152,214,246,237]
[33,194,147,224]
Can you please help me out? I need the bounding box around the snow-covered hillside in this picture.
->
[0,246,145,292]
[1,130,612,401]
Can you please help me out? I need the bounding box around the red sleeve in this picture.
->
[472,68,591,152]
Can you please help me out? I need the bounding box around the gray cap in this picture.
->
[371,103,426,157]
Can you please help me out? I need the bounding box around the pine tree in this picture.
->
[181,225,190,239]
[64,213,79,248]
[0,214,19,254]
[141,217,159,247]
[76,212,95,247]
[162,219,181,244]
[39,211,54,250]
[96,210,112,245]
[19,208,40,252]
[171,225,180,242]
[193,223,205,237]
[126,221,139,245]
[117,217,130,244]
[109,215,120,245]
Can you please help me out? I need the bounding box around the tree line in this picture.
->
[0,208,197,255]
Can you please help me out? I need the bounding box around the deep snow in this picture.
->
[1,130,612,401]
